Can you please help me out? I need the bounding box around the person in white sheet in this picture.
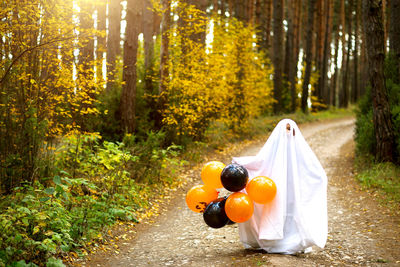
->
[232,119,327,254]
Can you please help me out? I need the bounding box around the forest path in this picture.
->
[81,117,400,267]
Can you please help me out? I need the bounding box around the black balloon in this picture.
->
[203,197,229,229]
[220,163,249,192]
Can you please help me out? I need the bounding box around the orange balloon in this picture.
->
[186,185,219,213]
[225,192,254,223]
[246,176,277,204]
[201,161,226,189]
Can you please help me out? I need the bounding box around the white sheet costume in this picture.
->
[232,119,327,254]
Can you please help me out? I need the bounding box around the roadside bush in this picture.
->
[0,130,183,266]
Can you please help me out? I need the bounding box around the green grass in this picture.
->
[355,155,400,209]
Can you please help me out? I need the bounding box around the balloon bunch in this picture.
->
[186,161,277,229]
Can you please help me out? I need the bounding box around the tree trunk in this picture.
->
[272,0,284,114]
[390,0,400,82]
[320,0,332,105]
[106,0,121,91]
[121,0,141,133]
[260,0,272,53]
[228,0,234,16]
[360,22,368,96]
[313,0,324,108]
[213,0,219,14]
[341,0,352,108]
[235,0,246,21]
[255,0,262,47]
[291,0,302,111]
[363,0,395,162]
[143,0,155,94]
[301,0,315,113]
[96,0,107,84]
[159,0,171,95]
[339,0,346,107]
[331,17,340,107]
[284,0,296,112]
[190,0,207,44]
[79,1,94,75]
[352,0,360,103]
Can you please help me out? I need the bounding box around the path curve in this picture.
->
[83,118,400,267]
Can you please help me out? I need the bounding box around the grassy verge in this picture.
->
[355,155,400,212]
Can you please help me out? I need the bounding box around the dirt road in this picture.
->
[83,118,400,266]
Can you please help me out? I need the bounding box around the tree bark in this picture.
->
[143,0,155,94]
[390,0,400,82]
[272,0,284,114]
[291,0,302,111]
[313,0,324,107]
[363,0,395,162]
[96,0,107,84]
[234,0,246,21]
[283,0,296,112]
[260,0,272,53]
[121,0,141,133]
[320,0,332,105]
[106,0,121,91]
[159,0,171,95]
[301,0,315,113]
[338,0,346,106]
[79,1,94,75]
[352,0,360,103]
[331,16,340,107]
[340,0,352,108]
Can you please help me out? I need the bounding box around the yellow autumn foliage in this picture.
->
[161,1,274,139]
[0,0,102,185]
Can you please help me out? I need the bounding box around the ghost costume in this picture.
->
[232,119,327,254]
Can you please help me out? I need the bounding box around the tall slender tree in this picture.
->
[272,0,284,114]
[159,0,171,95]
[390,0,400,82]
[106,0,121,91]
[143,0,156,94]
[363,0,395,162]
[341,0,352,108]
[321,0,333,105]
[301,0,316,113]
[352,0,360,103]
[96,0,107,83]
[338,0,346,107]
[79,0,94,76]
[260,0,272,54]
[121,0,141,133]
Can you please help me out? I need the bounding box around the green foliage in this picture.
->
[355,55,400,162]
[355,155,400,207]
[355,87,376,156]
[0,130,184,265]
[90,86,124,141]
[123,131,184,184]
